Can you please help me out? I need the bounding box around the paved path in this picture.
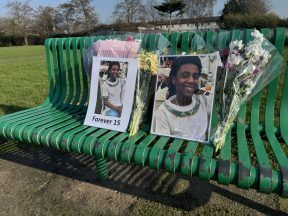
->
[0,140,287,216]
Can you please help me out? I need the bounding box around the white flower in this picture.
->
[251,30,263,39]
[229,40,244,51]
[229,53,243,66]
[251,30,264,43]
[245,44,259,57]
[258,49,271,65]
[251,56,260,64]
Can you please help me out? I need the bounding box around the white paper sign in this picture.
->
[84,57,138,132]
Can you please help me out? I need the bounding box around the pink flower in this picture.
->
[126,35,134,41]
[253,66,260,75]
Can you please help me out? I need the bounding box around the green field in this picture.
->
[0,46,48,116]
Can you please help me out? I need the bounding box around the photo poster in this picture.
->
[84,56,138,132]
[151,53,222,143]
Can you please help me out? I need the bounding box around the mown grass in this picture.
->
[0,46,48,116]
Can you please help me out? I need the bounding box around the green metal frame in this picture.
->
[0,28,287,198]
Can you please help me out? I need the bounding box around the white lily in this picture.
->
[259,49,271,65]
[229,40,244,51]
[251,30,264,43]
[229,53,243,66]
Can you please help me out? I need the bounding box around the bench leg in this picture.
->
[95,157,108,182]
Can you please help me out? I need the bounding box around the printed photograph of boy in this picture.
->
[151,55,219,142]
[95,61,128,118]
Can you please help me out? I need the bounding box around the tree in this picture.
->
[112,0,146,27]
[0,18,12,34]
[5,0,34,45]
[71,0,99,33]
[34,6,57,36]
[222,0,272,16]
[221,0,274,29]
[153,0,186,33]
[221,13,280,29]
[222,0,243,16]
[243,0,272,14]
[183,0,216,30]
[145,0,161,22]
[57,3,76,35]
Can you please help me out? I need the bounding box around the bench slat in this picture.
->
[180,32,193,54]
[149,136,170,170]
[165,138,183,173]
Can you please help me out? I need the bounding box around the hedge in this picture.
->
[220,14,288,29]
[0,34,45,47]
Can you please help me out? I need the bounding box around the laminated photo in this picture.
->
[151,54,222,143]
[84,57,137,132]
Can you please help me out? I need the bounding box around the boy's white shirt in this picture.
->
[152,94,212,142]
[102,78,126,107]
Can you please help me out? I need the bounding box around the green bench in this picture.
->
[0,27,287,198]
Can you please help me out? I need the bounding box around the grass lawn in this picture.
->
[0,46,48,116]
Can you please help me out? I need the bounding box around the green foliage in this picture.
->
[222,0,271,16]
[220,14,281,29]
[153,0,186,15]
[0,34,45,47]
[222,0,243,16]
[27,35,46,45]
[279,19,288,28]
[153,0,186,33]
[0,35,24,46]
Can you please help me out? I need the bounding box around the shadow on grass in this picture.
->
[0,104,28,115]
[0,140,286,214]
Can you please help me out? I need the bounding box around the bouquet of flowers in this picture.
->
[129,50,158,136]
[128,34,170,136]
[214,30,286,151]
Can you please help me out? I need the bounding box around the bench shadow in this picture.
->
[0,104,28,115]
[0,140,286,214]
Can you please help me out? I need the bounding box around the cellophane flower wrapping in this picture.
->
[191,33,207,54]
[213,30,287,151]
[83,34,140,78]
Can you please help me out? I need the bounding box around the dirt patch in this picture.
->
[0,140,287,216]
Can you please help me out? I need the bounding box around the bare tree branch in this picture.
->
[56,3,76,35]
[112,0,146,27]
[71,0,99,33]
[145,0,161,22]
[5,0,33,45]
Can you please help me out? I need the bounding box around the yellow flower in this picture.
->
[138,50,158,75]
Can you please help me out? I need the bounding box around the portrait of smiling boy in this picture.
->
[101,61,126,117]
[152,55,219,142]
